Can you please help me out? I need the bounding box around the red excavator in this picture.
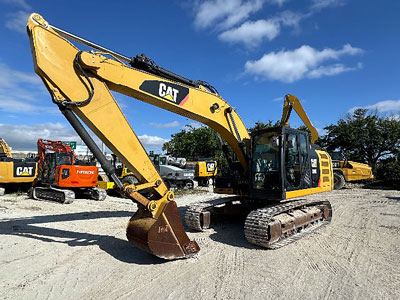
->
[29,139,106,203]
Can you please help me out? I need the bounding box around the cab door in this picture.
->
[283,129,312,191]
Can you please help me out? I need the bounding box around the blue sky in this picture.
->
[0,0,399,151]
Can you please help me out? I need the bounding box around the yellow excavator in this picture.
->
[0,138,38,196]
[26,13,333,260]
[186,159,218,187]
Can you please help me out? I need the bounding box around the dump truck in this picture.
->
[329,151,374,189]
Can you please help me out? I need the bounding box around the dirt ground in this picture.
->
[0,187,399,300]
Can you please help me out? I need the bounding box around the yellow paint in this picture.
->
[286,186,332,199]
[336,161,374,181]
[0,161,38,184]
[281,95,319,143]
[0,139,12,158]
[187,160,218,178]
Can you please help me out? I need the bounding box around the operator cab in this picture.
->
[42,152,73,183]
[249,127,320,200]
[328,151,347,169]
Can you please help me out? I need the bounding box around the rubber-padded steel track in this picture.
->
[32,186,75,204]
[91,188,107,201]
[185,198,237,231]
[244,199,332,249]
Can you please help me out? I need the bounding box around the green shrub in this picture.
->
[374,156,400,189]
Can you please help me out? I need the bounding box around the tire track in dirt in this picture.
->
[212,248,245,300]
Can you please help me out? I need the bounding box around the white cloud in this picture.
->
[193,0,346,47]
[0,123,79,151]
[0,97,57,114]
[219,19,280,46]
[0,62,55,114]
[270,0,288,5]
[218,10,306,47]
[349,100,400,114]
[0,123,170,152]
[0,0,31,10]
[185,122,203,129]
[389,114,400,121]
[307,63,362,79]
[316,127,327,136]
[194,0,264,30]
[193,0,289,31]
[138,134,169,149]
[5,10,31,33]
[2,0,32,33]
[149,121,180,128]
[311,0,345,10]
[0,62,42,89]
[245,44,364,82]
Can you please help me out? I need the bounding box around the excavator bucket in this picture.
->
[126,201,200,259]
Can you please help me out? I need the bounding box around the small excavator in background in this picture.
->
[26,13,333,260]
[30,139,107,203]
[0,138,38,195]
[186,158,217,187]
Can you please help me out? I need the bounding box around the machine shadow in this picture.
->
[178,206,259,250]
[386,196,400,201]
[0,210,167,265]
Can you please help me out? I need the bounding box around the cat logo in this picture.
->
[139,80,189,106]
[13,162,36,178]
[206,162,215,172]
[158,83,179,102]
[16,167,34,176]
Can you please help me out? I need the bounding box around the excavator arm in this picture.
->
[280,94,319,143]
[27,13,251,259]
[0,138,13,159]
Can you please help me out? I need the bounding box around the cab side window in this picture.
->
[285,133,301,188]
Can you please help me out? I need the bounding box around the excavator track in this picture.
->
[90,188,107,201]
[185,197,242,231]
[244,199,332,249]
[31,186,75,204]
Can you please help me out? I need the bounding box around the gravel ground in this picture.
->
[0,187,399,300]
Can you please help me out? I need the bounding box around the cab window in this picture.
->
[285,133,301,188]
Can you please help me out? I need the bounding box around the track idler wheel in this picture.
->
[126,201,200,259]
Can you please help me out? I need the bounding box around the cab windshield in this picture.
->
[56,153,72,165]
[251,132,280,190]
[329,151,345,161]
[159,156,167,165]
